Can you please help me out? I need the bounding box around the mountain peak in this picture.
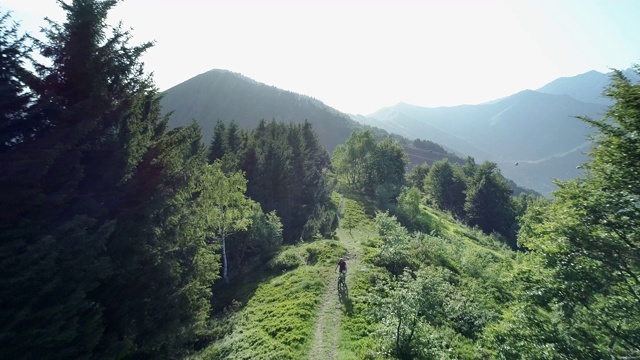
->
[536,70,612,105]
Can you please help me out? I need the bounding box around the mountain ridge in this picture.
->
[353,70,623,195]
[161,69,364,152]
[160,67,628,196]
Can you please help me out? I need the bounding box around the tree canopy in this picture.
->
[517,66,640,357]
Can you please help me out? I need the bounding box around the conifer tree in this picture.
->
[407,163,429,192]
[209,119,226,162]
[226,119,241,153]
[0,1,219,357]
[424,159,465,217]
[0,11,36,150]
[464,162,515,241]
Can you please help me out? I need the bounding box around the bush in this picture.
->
[269,247,304,271]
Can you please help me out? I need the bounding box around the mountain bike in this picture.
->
[338,269,346,290]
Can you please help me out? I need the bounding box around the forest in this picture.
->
[1,1,638,359]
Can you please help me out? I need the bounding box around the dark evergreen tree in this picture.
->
[407,163,429,192]
[424,159,465,217]
[227,120,334,242]
[1,1,152,356]
[0,1,219,358]
[299,121,334,239]
[208,119,226,162]
[287,123,307,233]
[0,11,37,150]
[226,119,241,153]
[463,162,515,243]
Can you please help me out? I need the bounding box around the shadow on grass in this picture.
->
[340,189,378,217]
[210,262,278,314]
[338,276,354,315]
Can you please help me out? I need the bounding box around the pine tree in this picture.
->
[0,1,219,357]
[0,11,37,150]
[407,163,429,192]
[0,0,152,356]
[424,159,465,217]
[226,119,241,153]
[208,119,226,163]
[238,121,334,242]
[464,162,515,240]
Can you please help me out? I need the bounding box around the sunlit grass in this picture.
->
[190,240,346,360]
[193,194,519,359]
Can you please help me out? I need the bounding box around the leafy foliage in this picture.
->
[196,162,261,284]
[332,130,408,206]
[516,66,640,357]
[3,2,638,358]
[342,198,368,236]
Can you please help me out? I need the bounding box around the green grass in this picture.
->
[192,193,520,360]
[190,240,346,360]
[337,266,386,360]
[336,196,518,359]
[335,222,386,360]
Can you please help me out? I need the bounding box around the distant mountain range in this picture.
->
[353,69,639,195]
[160,68,637,196]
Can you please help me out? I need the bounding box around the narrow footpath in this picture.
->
[308,197,364,360]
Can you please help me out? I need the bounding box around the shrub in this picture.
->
[269,247,303,271]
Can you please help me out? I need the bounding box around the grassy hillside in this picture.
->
[188,192,519,359]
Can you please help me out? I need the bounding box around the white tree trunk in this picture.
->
[222,224,229,284]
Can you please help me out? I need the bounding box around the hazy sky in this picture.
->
[3,0,640,114]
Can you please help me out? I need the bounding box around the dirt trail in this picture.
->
[307,199,363,360]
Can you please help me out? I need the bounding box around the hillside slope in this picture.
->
[160,69,539,196]
[190,194,519,359]
[161,69,363,152]
[367,92,604,162]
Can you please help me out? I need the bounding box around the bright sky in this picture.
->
[2,0,640,115]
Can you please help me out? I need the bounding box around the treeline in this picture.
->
[332,130,535,249]
[208,119,337,243]
[0,2,332,358]
[407,157,533,248]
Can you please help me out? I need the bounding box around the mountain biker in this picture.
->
[336,258,347,276]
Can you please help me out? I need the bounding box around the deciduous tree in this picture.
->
[518,66,640,357]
